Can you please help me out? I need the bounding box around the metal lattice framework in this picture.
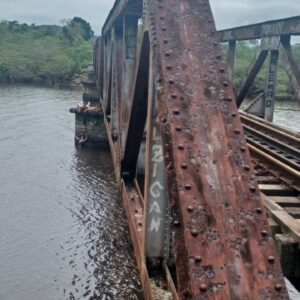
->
[93,0,289,298]
[218,16,300,121]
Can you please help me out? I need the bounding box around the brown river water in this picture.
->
[0,85,299,300]
[0,85,143,300]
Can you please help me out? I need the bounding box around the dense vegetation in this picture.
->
[0,18,299,98]
[226,40,300,99]
[0,17,94,85]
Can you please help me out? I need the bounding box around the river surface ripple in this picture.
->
[0,85,143,300]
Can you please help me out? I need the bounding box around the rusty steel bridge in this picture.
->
[72,0,300,299]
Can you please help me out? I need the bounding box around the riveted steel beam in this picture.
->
[218,15,300,42]
[146,0,288,298]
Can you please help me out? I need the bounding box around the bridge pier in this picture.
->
[69,66,108,148]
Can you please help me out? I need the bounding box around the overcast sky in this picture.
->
[0,0,299,35]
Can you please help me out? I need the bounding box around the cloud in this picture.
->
[0,0,299,34]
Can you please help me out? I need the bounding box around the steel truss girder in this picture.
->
[145,0,287,298]
[95,0,289,299]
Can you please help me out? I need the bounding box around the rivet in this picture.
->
[250,186,256,192]
[173,109,180,115]
[244,165,250,171]
[185,184,192,190]
[234,129,241,134]
[223,81,229,87]
[274,284,283,292]
[256,207,262,214]
[173,220,180,227]
[169,79,175,84]
[165,52,171,57]
[175,126,182,132]
[187,205,194,212]
[191,229,198,236]
[224,97,233,102]
[216,54,222,59]
[267,256,275,264]
[178,144,185,150]
[199,283,207,292]
[181,163,188,169]
[231,112,237,117]
[162,27,166,31]
[171,94,177,99]
[261,230,268,237]
[219,68,225,73]
[213,41,218,46]
[241,146,246,152]
[166,65,172,70]
[194,256,202,263]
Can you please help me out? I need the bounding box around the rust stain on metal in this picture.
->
[147,0,288,298]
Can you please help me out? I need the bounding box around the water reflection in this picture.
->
[0,85,142,300]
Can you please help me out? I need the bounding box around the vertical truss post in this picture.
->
[227,40,236,82]
[144,63,169,260]
[264,50,279,122]
[103,32,112,114]
[111,26,124,141]
[121,16,138,152]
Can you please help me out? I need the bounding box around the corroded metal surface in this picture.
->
[93,0,290,298]
[218,15,300,42]
[146,0,288,298]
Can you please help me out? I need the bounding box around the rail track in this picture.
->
[240,112,300,250]
[240,112,300,190]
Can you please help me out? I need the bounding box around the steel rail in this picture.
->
[240,112,300,147]
[244,125,300,171]
[248,143,300,191]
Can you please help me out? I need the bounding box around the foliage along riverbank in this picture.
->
[1,18,299,98]
[0,17,94,86]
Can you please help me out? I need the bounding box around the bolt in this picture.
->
[274,284,283,292]
[234,129,241,134]
[181,163,188,169]
[173,220,180,227]
[223,81,229,87]
[178,144,185,150]
[171,94,177,99]
[219,67,225,73]
[199,283,208,292]
[256,207,262,214]
[244,165,250,171]
[249,186,256,192]
[187,205,194,212]
[241,146,246,152]
[169,79,175,84]
[166,65,172,70]
[194,256,202,263]
[267,256,275,264]
[173,109,180,115]
[191,229,198,236]
[175,126,182,132]
[185,184,192,190]
[261,230,268,237]
[224,97,233,102]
